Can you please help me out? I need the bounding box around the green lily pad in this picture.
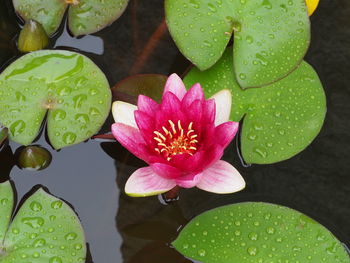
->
[0,181,86,263]
[184,49,326,164]
[165,0,310,88]
[0,50,111,149]
[12,0,68,36]
[0,181,14,243]
[173,202,350,263]
[13,0,129,36]
[69,0,129,36]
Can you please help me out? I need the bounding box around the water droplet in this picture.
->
[247,246,258,256]
[30,201,42,212]
[65,232,78,241]
[21,217,45,229]
[33,238,46,248]
[51,200,63,209]
[10,120,26,136]
[52,109,66,121]
[198,249,206,257]
[75,114,90,124]
[49,256,62,263]
[73,94,87,109]
[63,132,77,145]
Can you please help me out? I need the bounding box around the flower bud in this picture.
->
[18,19,49,53]
[17,146,52,171]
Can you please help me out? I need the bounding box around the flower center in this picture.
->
[153,120,198,161]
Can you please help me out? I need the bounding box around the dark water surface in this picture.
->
[0,0,350,262]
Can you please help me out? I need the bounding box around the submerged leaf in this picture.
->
[173,202,350,263]
[165,0,310,88]
[184,49,326,164]
[0,50,111,149]
[112,74,167,104]
[0,181,86,263]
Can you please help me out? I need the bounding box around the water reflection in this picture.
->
[8,136,123,263]
[54,21,104,55]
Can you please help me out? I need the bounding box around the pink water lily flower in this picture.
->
[111,74,245,197]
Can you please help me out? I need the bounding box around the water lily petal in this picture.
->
[151,163,182,179]
[182,83,205,108]
[125,166,177,197]
[196,160,245,194]
[111,123,154,163]
[215,121,239,148]
[134,110,156,146]
[210,89,232,126]
[158,92,187,126]
[112,101,137,128]
[137,95,159,115]
[163,73,187,100]
[175,172,202,188]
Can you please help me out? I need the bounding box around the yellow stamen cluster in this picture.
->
[154,120,198,161]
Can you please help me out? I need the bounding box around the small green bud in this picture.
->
[18,19,49,53]
[17,146,52,171]
[0,126,8,149]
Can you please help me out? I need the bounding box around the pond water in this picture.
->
[0,0,350,262]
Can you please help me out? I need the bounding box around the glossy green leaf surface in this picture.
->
[0,50,111,149]
[173,202,350,263]
[165,0,310,88]
[69,0,129,36]
[0,181,86,263]
[184,49,326,164]
[13,0,67,36]
[0,181,14,243]
[13,0,129,36]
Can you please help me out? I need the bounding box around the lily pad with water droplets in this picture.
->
[13,0,129,36]
[173,202,350,263]
[0,181,86,263]
[13,0,68,36]
[69,0,129,36]
[184,49,326,164]
[0,50,111,149]
[165,0,310,88]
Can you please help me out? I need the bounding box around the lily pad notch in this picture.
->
[0,50,111,149]
[13,0,130,36]
[165,0,311,88]
[0,181,86,263]
[184,49,326,164]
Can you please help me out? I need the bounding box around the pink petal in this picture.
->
[181,83,205,108]
[137,95,159,115]
[125,166,177,197]
[196,160,246,194]
[215,121,239,148]
[202,99,216,125]
[210,89,232,126]
[163,73,187,100]
[175,173,202,188]
[111,123,154,163]
[150,163,182,179]
[134,110,156,146]
[112,101,137,128]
